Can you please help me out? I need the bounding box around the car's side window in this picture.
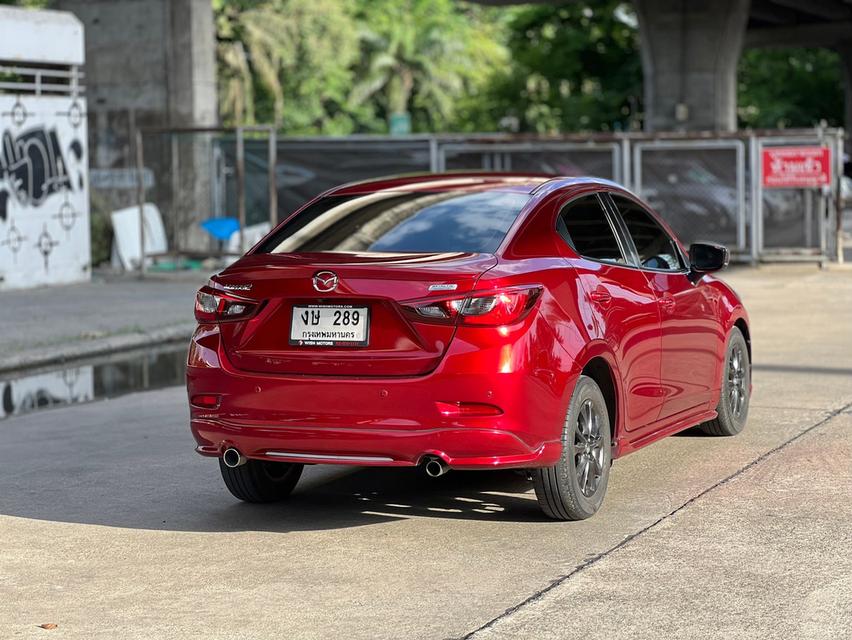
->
[557,195,627,264]
[611,195,684,271]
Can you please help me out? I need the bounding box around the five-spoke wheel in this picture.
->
[701,326,751,436]
[534,375,612,520]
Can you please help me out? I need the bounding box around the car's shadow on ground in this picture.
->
[0,457,549,533]
[672,425,715,438]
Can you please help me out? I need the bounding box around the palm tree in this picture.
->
[215,0,291,126]
[348,0,477,132]
[215,0,359,130]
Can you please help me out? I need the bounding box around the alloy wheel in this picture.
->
[728,344,747,418]
[573,399,605,497]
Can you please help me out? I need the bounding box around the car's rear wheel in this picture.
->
[700,326,750,436]
[219,458,303,503]
[533,375,612,521]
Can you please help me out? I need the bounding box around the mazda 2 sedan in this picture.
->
[187,173,751,520]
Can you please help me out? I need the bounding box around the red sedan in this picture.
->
[187,173,751,520]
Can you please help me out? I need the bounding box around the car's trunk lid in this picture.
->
[213,251,496,377]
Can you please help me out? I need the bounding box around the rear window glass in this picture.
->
[256,190,530,254]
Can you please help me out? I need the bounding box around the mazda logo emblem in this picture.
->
[313,271,339,293]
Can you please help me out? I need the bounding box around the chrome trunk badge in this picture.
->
[313,271,339,292]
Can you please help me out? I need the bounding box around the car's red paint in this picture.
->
[186,173,750,470]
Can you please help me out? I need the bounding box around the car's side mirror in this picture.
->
[689,242,729,275]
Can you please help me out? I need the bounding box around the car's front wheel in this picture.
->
[700,326,750,436]
[533,375,612,521]
[219,458,303,503]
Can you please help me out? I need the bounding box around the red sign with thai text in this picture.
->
[761,146,832,188]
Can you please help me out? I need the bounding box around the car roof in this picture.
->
[325,172,630,198]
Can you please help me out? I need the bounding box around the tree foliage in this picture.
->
[349,0,507,132]
[213,0,847,135]
[215,0,359,133]
[463,2,642,134]
[0,0,48,6]
[5,0,848,135]
[737,48,844,130]
[215,0,505,133]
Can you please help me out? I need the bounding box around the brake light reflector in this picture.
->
[194,286,259,323]
[436,401,503,417]
[409,286,542,327]
[191,394,221,409]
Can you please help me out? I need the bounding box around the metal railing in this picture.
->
[0,62,84,96]
[126,127,845,273]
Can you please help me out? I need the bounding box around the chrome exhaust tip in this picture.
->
[424,456,449,478]
[222,447,247,468]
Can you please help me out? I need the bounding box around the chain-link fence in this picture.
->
[114,128,844,272]
[632,140,746,253]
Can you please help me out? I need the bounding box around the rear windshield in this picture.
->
[255,190,530,254]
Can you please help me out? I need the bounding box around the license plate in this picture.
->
[289,305,370,347]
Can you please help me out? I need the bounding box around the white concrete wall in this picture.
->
[0,6,89,290]
[0,6,84,65]
[0,94,90,290]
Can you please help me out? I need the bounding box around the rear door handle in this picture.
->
[660,293,676,314]
[589,287,612,306]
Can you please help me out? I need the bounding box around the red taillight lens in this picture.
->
[191,394,221,409]
[409,286,542,327]
[435,401,503,417]
[194,287,259,323]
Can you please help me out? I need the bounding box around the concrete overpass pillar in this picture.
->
[55,0,217,253]
[635,0,750,132]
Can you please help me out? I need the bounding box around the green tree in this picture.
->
[349,0,507,133]
[738,48,844,129]
[463,2,642,134]
[0,0,48,6]
[215,0,359,132]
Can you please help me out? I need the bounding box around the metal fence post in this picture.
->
[631,141,643,197]
[268,127,277,229]
[619,135,631,188]
[428,136,439,173]
[748,135,760,265]
[804,189,813,248]
[735,140,746,253]
[134,128,146,277]
[836,129,845,264]
[170,134,180,256]
[236,126,246,254]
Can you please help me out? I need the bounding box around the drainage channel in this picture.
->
[0,342,188,420]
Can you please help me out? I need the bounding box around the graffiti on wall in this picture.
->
[0,127,73,215]
[0,95,89,288]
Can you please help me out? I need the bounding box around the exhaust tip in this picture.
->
[424,456,449,478]
[222,447,247,468]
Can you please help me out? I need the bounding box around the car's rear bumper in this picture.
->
[191,418,562,469]
[186,315,573,470]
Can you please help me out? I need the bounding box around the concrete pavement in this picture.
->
[0,265,851,639]
[471,409,852,640]
[0,272,206,373]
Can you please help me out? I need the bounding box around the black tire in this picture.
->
[534,375,612,521]
[700,327,750,436]
[219,458,303,503]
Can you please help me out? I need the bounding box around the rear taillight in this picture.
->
[406,285,542,327]
[194,286,259,323]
